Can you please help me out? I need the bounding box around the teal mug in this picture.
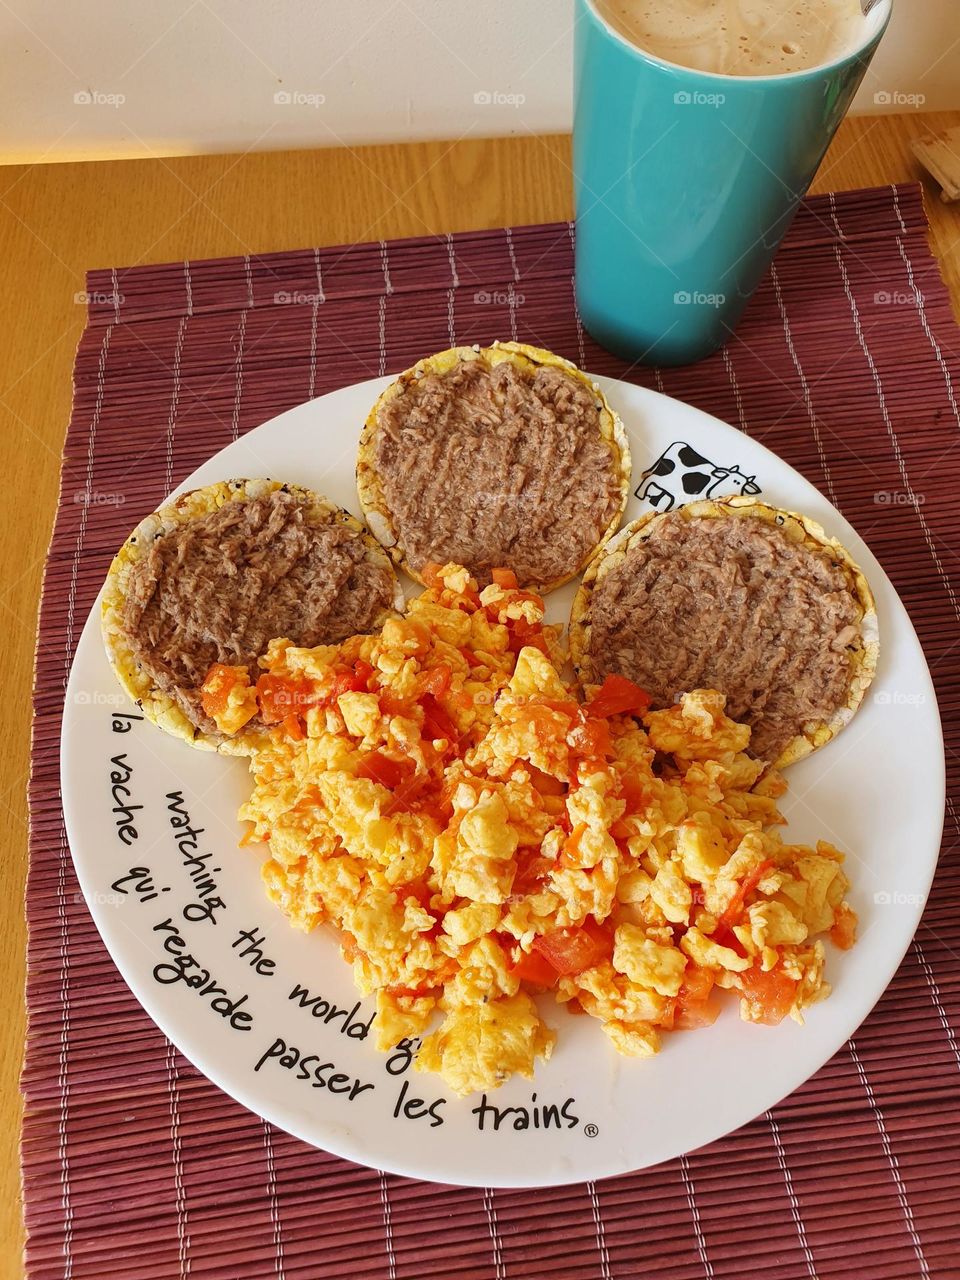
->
[573,0,892,366]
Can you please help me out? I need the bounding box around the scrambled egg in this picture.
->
[223,564,857,1096]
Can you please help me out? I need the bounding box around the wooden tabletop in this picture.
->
[2,111,959,1269]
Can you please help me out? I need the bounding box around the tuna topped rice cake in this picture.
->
[570,498,879,770]
[356,342,631,592]
[102,479,404,751]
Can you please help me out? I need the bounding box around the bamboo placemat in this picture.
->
[24,183,960,1279]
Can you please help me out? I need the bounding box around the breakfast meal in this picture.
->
[101,478,403,751]
[98,343,875,1098]
[356,341,631,590]
[215,564,857,1095]
[570,497,879,768]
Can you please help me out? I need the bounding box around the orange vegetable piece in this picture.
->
[717,859,775,930]
[587,674,653,719]
[420,693,458,747]
[505,616,550,656]
[738,964,799,1026]
[256,673,314,725]
[559,822,589,868]
[511,852,556,897]
[419,664,452,697]
[281,714,305,741]
[378,688,409,718]
[510,948,559,988]
[569,714,613,763]
[330,926,361,963]
[673,968,720,1030]
[619,770,649,814]
[385,984,440,1000]
[200,663,247,720]
[830,903,858,950]
[356,751,412,790]
[532,917,614,977]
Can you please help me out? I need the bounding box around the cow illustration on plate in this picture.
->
[635,441,762,513]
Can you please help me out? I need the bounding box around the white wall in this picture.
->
[0,0,956,164]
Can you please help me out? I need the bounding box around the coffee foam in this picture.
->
[593,0,870,77]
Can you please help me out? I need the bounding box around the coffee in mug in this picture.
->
[593,0,869,76]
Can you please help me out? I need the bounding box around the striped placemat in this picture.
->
[24,183,960,1279]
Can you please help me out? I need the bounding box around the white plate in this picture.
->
[61,375,945,1188]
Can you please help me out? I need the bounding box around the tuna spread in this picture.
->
[584,513,862,761]
[373,357,623,586]
[120,489,396,732]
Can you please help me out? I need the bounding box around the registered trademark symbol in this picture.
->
[584,1123,599,1138]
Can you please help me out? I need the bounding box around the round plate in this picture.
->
[61,374,945,1188]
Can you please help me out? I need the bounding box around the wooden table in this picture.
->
[2,111,958,1270]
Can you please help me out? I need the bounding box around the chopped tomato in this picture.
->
[830,903,857,950]
[419,664,452,697]
[619,770,649,814]
[717,859,775,930]
[330,926,360,963]
[420,693,458,746]
[674,968,720,1030]
[382,770,435,816]
[356,750,412,790]
[378,689,409,718]
[512,852,555,897]
[256,673,314,724]
[506,616,550,656]
[542,698,582,718]
[421,562,445,588]
[281,714,305,741]
[533,917,614,977]
[739,963,799,1026]
[258,661,371,720]
[328,661,375,699]
[491,567,519,590]
[514,589,542,608]
[380,748,451,817]
[559,822,589,869]
[710,921,748,957]
[510,948,559,988]
[200,663,247,720]
[569,715,613,763]
[352,659,376,687]
[460,647,485,669]
[587,674,653,719]
[522,703,573,748]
